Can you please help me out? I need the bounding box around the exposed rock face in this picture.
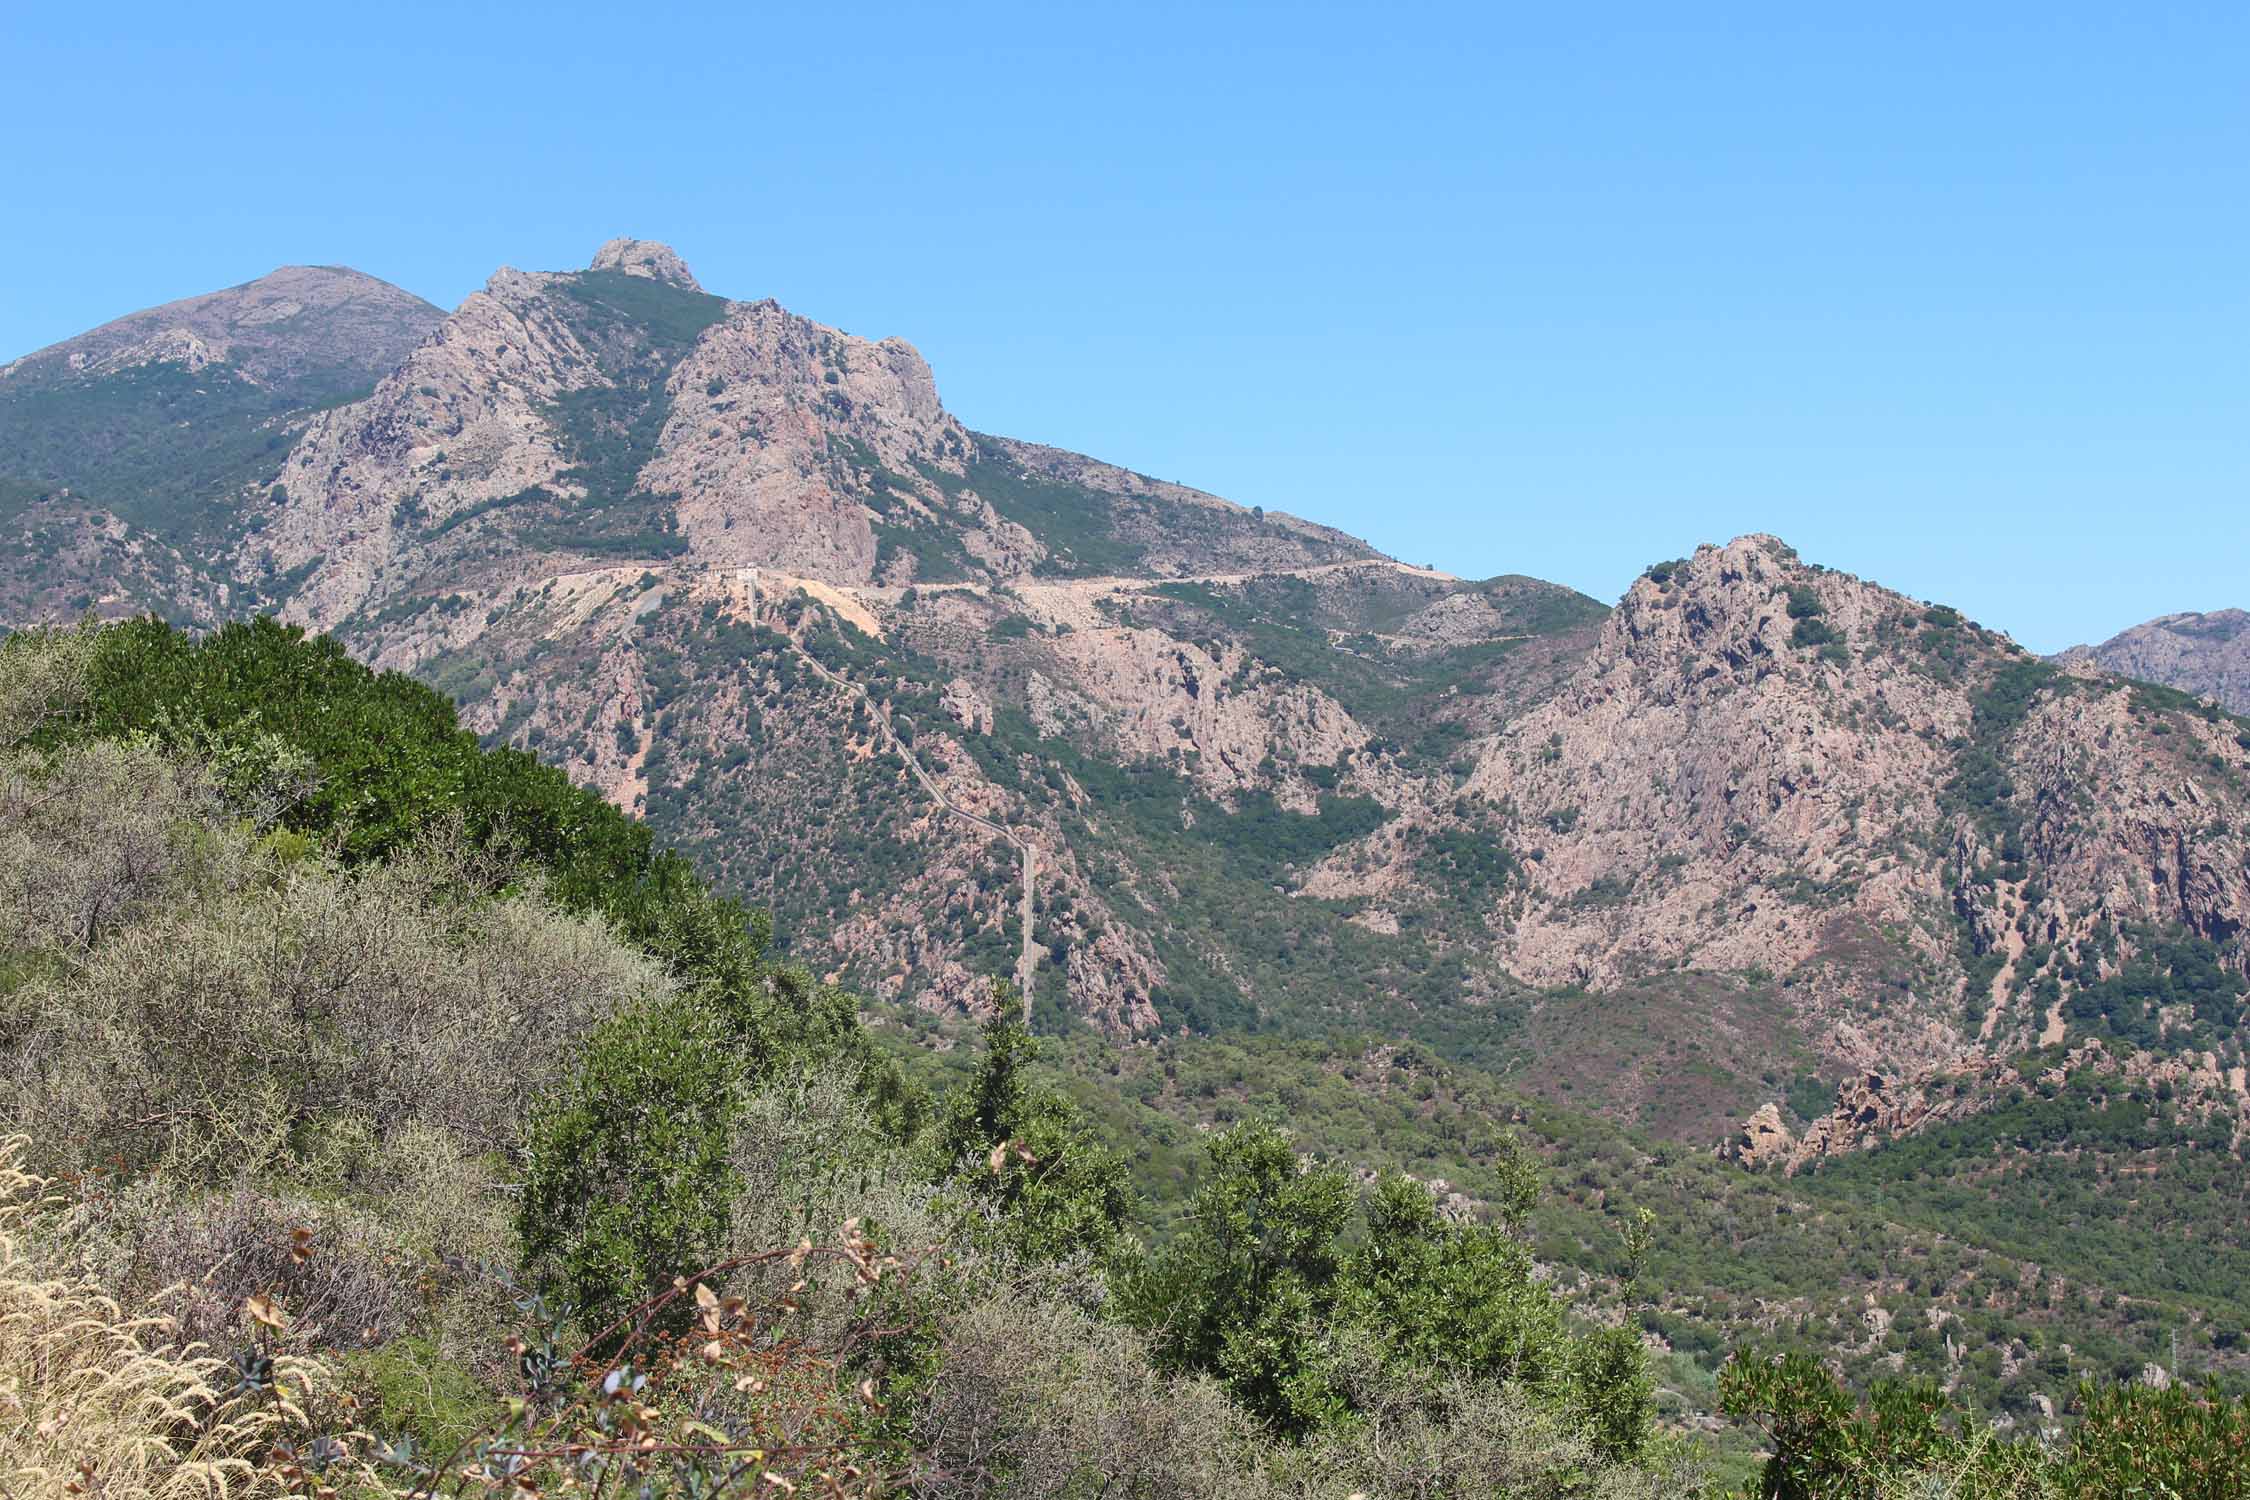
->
[1718,1102,1796,1169]
[1460,537,1962,1048]
[260,267,602,627]
[1297,534,2250,1081]
[1,265,443,400]
[1045,624,1368,801]
[1730,1039,2249,1173]
[2058,610,2250,715]
[590,237,703,290]
[643,300,963,581]
[256,241,1372,633]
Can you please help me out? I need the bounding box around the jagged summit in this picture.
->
[588,237,702,291]
[254,245,1378,629]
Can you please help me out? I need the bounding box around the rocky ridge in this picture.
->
[2058,609,2250,716]
[258,241,1374,638]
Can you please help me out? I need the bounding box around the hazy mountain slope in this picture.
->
[0,264,444,622]
[2058,609,2250,716]
[0,264,442,398]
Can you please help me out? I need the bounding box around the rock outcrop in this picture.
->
[1718,1102,1797,1169]
[590,237,704,290]
[1301,535,2250,1081]
[255,241,1373,633]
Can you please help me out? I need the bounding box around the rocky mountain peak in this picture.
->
[589,237,702,291]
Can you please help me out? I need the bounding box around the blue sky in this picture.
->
[6,3,2243,650]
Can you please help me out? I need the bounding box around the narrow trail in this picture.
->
[752,576,1041,1020]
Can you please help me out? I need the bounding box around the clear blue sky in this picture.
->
[7,3,2244,650]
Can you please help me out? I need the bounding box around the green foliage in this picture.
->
[2064,1378,2250,1498]
[517,991,744,1339]
[0,362,308,548]
[1119,1120,1357,1434]
[43,616,777,989]
[339,1336,498,1458]
[926,1011,1133,1264]
[1721,1349,2250,1499]
[941,443,1143,577]
[1352,1177,1541,1366]
[1142,576,1574,743]
[1799,1074,2250,1328]
[3,611,1706,1494]
[2066,924,2246,1051]
[1784,1073,1836,1124]
[495,270,733,560]
[555,268,731,349]
[1942,658,2061,849]
[1790,617,1841,649]
[1120,1120,1650,1452]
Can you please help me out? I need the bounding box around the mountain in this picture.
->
[1,263,442,398]
[8,240,2246,1102]
[0,264,443,622]
[2058,609,2250,716]
[8,238,2250,1419]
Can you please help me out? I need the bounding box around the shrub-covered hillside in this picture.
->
[0,617,1691,1497]
[4,615,2244,1498]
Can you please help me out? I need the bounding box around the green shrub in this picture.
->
[517,992,745,1339]
[1721,1347,2250,1499]
[340,1336,498,1458]
[926,1012,1133,1265]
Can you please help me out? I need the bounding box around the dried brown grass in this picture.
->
[0,1136,344,1498]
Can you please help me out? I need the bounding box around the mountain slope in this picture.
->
[257,245,1375,634]
[1,264,442,398]
[0,264,444,622]
[8,241,2250,1435]
[2059,609,2250,716]
[6,243,2246,1129]
[219,242,1586,1035]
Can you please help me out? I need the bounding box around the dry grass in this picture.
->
[0,1136,344,1498]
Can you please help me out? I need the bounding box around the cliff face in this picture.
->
[256,241,1376,638]
[2059,610,2250,716]
[1309,536,2250,1086]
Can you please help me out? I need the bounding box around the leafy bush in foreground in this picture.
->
[1121,1118,1652,1453]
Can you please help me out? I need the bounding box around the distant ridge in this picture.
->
[2057,608,2250,715]
[1,264,443,400]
